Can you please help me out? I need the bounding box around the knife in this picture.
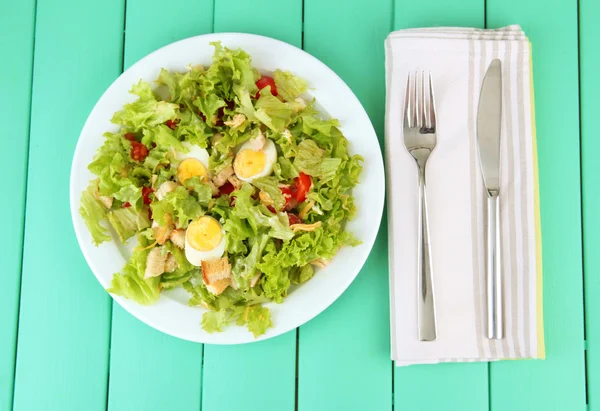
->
[476,59,504,340]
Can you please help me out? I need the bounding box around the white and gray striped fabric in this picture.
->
[385,26,545,366]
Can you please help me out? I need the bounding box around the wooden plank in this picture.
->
[108,306,203,411]
[580,0,599,409]
[487,1,587,410]
[0,1,36,410]
[298,1,392,410]
[200,2,302,411]
[390,2,490,410]
[11,0,123,410]
[106,1,212,410]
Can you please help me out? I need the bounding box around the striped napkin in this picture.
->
[385,26,545,365]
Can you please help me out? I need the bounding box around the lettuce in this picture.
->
[252,176,285,209]
[231,184,294,241]
[150,185,205,228]
[107,235,161,305]
[111,81,179,131]
[107,206,151,243]
[82,41,364,338]
[273,69,308,102]
[79,184,111,246]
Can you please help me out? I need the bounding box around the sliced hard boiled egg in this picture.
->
[233,137,277,182]
[184,216,226,266]
[175,142,210,184]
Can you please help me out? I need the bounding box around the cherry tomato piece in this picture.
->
[142,186,154,205]
[294,173,312,203]
[255,76,278,99]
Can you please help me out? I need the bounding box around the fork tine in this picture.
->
[428,72,437,127]
[422,71,431,129]
[405,73,413,128]
[415,72,422,128]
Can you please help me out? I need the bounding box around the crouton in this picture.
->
[212,165,234,187]
[224,113,246,129]
[164,253,178,273]
[152,220,173,245]
[169,228,185,249]
[144,247,167,278]
[290,221,322,233]
[201,257,232,295]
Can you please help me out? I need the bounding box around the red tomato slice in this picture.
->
[122,202,131,208]
[219,182,235,196]
[255,76,278,99]
[124,133,136,141]
[294,173,312,203]
[142,186,154,205]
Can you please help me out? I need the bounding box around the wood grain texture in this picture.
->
[106,1,212,410]
[580,0,599,409]
[200,2,302,411]
[391,1,490,410]
[298,1,392,410]
[0,2,36,409]
[11,0,124,410]
[487,1,587,409]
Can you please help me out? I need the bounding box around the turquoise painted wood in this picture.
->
[8,0,596,410]
[581,0,599,410]
[297,1,392,410]
[0,2,35,410]
[391,1,490,410]
[487,1,587,410]
[11,0,123,410]
[201,3,301,410]
[106,1,211,410]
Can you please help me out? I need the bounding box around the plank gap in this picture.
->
[295,328,299,411]
[10,0,39,407]
[300,0,305,49]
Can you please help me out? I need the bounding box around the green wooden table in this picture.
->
[2,0,594,409]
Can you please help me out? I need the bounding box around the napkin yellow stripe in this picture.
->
[530,42,546,359]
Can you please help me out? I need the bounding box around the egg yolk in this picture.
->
[234,149,266,178]
[186,216,223,251]
[177,158,208,183]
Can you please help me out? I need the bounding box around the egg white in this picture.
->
[234,138,277,182]
[184,218,226,266]
[176,142,210,170]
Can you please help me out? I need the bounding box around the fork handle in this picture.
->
[417,167,437,341]
[486,193,503,339]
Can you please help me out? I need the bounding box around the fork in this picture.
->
[403,71,438,342]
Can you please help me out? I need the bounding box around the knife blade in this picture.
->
[476,59,504,340]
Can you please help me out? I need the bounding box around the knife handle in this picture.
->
[487,192,503,339]
[417,167,437,341]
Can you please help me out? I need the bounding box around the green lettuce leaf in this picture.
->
[111,80,179,131]
[79,184,111,246]
[107,236,161,305]
[252,176,285,209]
[231,184,294,241]
[150,185,205,228]
[273,69,308,102]
[290,264,315,285]
[107,206,151,243]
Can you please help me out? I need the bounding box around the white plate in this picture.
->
[70,33,385,344]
